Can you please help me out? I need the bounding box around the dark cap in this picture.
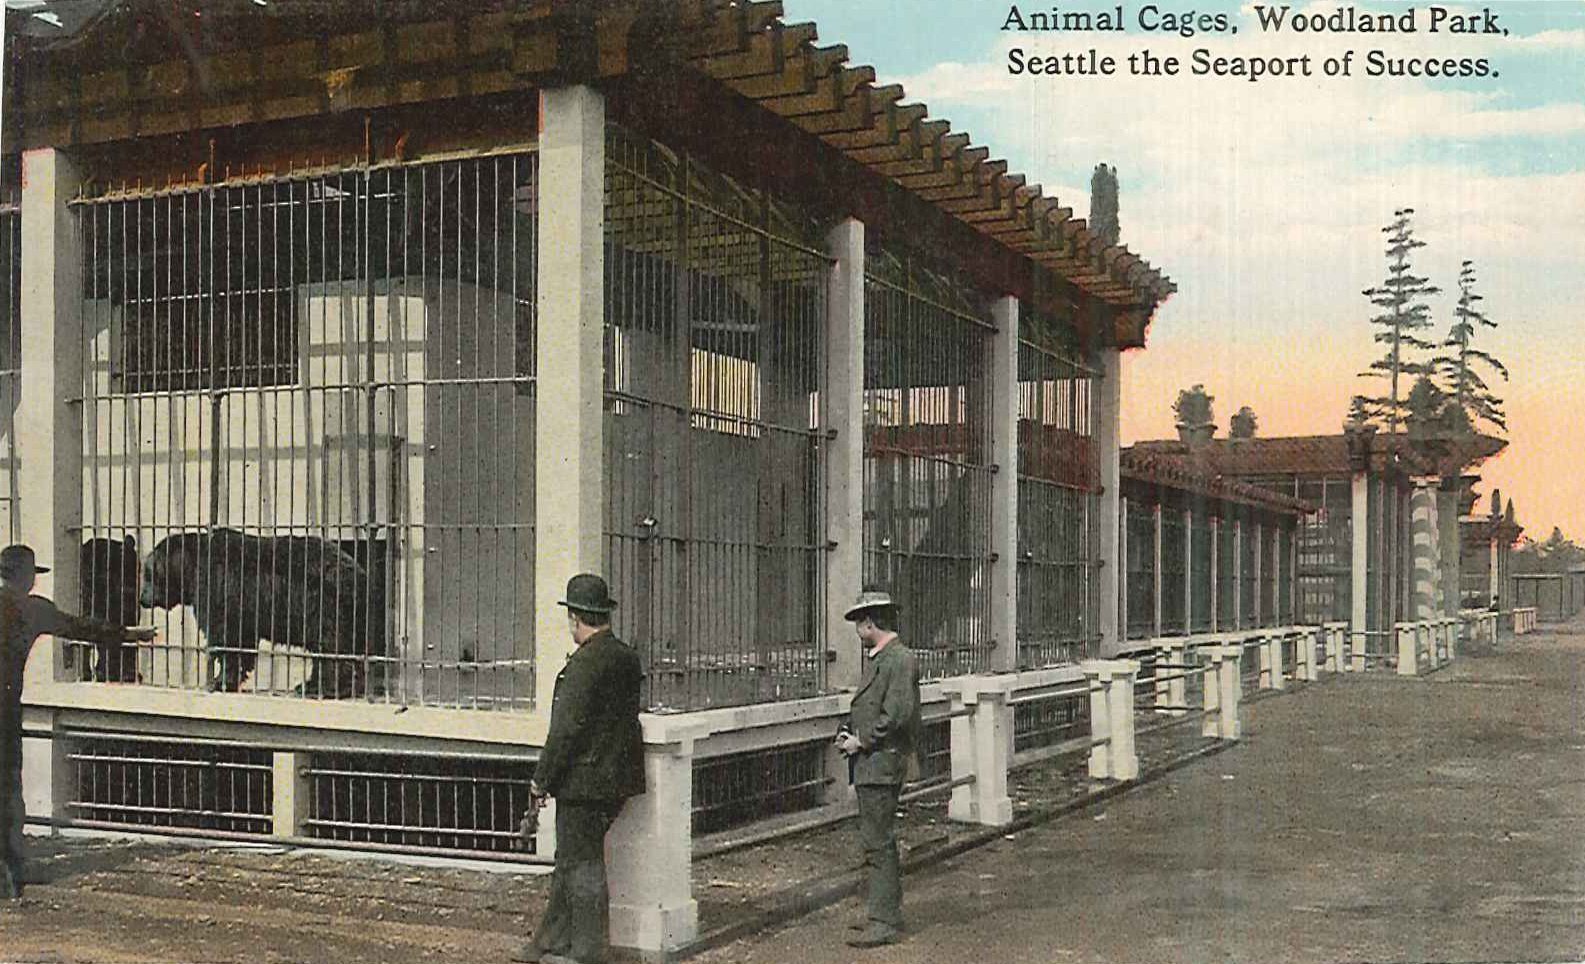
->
[556,573,618,614]
[0,545,49,578]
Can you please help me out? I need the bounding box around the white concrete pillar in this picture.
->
[1092,348,1122,656]
[1258,634,1275,689]
[1156,641,1187,716]
[942,675,1015,826]
[1269,634,1286,690]
[18,148,85,684]
[1299,628,1318,682]
[1117,496,1129,648]
[535,87,606,715]
[271,752,311,838]
[823,218,865,691]
[1351,471,1369,671]
[1200,643,1241,740]
[1488,537,1501,609]
[989,296,1019,673]
[1324,622,1342,673]
[609,718,710,957]
[1396,622,1417,676]
[1082,659,1139,781]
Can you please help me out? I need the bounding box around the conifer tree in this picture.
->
[1434,260,1508,434]
[1357,209,1439,432]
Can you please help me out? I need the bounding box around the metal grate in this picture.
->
[916,717,952,783]
[1240,519,1258,628]
[72,153,537,707]
[1124,497,1156,640]
[1278,526,1295,624]
[1013,689,1090,753]
[602,126,830,712]
[69,734,272,835]
[1261,525,1278,627]
[1015,326,1097,668]
[1160,501,1188,635]
[1292,477,1351,625]
[862,248,996,680]
[304,752,534,855]
[0,201,18,544]
[1190,507,1213,632]
[1217,513,1238,629]
[692,739,829,836]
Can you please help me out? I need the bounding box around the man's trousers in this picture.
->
[528,798,624,963]
[856,783,904,929]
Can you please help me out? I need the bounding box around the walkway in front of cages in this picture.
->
[690,626,1585,964]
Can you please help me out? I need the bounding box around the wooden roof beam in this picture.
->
[819,99,923,149]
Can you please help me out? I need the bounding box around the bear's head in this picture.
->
[141,533,200,611]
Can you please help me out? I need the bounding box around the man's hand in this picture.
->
[529,780,549,807]
[835,732,863,756]
[124,626,157,642]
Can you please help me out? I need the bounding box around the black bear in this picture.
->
[79,535,143,682]
[140,528,382,699]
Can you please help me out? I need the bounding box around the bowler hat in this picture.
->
[843,588,898,621]
[0,545,48,577]
[557,573,618,614]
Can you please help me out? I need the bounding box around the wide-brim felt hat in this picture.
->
[557,573,618,614]
[0,545,48,576]
[843,589,898,621]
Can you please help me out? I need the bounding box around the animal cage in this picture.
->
[1189,506,1213,632]
[1160,497,1188,635]
[601,126,830,712]
[1124,497,1156,640]
[1015,321,1097,668]
[71,151,538,708]
[862,247,997,680]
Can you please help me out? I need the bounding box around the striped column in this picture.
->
[1410,482,1441,622]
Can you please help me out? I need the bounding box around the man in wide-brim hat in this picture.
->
[835,586,922,948]
[515,573,645,964]
[1,545,154,898]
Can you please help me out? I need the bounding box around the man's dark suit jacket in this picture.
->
[849,639,923,786]
[534,628,646,802]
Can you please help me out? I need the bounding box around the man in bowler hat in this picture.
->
[836,587,922,948]
[1,545,154,898]
[515,574,645,964]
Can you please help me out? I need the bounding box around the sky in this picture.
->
[787,0,1585,544]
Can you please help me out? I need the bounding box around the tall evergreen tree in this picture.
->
[1090,163,1120,246]
[1357,209,1439,432]
[1434,260,1508,434]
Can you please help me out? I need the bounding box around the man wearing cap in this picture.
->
[1,545,155,899]
[515,573,644,964]
[837,587,922,948]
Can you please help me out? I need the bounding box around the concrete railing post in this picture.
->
[1203,644,1242,740]
[1156,641,1187,717]
[1201,644,1223,739]
[1082,659,1139,781]
[1324,622,1343,674]
[1257,633,1275,689]
[1271,634,1286,690]
[1351,628,1368,673]
[609,718,710,958]
[1298,628,1318,682]
[271,752,312,839]
[942,676,1015,827]
[1396,622,1418,676]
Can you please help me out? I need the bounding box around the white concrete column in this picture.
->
[1159,640,1187,716]
[1351,472,1369,671]
[1396,622,1417,676]
[1269,634,1286,690]
[1258,634,1275,689]
[989,296,1019,673]
[271,752,311,838]
[18,148,85,684]
[823,218,865,691]
[1299,628,1318,682]
[942,675,1015,826]
[609,717,710,957]
[1200,643,1241,740]
[1092,348,1122,656]
[1488,538,1501,609]
[1324,622,1341,673]
[1117,496,1129,648]
[1082,659,1139,781]
[535,87,606,715]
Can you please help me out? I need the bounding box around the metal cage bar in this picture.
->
[602,125,830,711]
[71,153,538,707]
[1014,324,1097,668]
[861,245,997,680]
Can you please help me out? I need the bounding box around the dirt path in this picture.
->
[695,624,1585,963]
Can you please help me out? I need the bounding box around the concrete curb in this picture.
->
[674,737,1238,961]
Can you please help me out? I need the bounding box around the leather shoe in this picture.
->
[846,924,902,948]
